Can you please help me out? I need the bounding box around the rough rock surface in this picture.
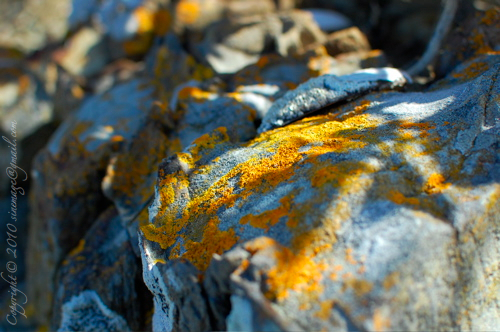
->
[6,2,497,331]
[140,54,500,331]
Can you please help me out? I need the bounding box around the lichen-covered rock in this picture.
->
[52,207,151,331]
[258,67,409,133]
[139,54,499,331]
[27,79,153,325]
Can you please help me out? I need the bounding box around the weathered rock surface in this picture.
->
[52,207,151,331]
[27,79,154,325]
[12,2,499,332]
[140,54,500,331]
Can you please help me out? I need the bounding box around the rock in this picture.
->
[52,27,110,78]
[323,27,371,57]
[435,8,500,79]
[258,67,409,133]
[0,0,70,53]
[27,79,153,325]
[52,207,151,331]
[303,8,352,32]
[70,0,173,57]
[194,10,326,74]
[58,290,131,332]
[139,53,499,331]
[0,66,53,140]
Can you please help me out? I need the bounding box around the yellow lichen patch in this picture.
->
[373,308,391,331]
[451,60,490,81]
[153,9,172,35]
[342,278,373,297]
[68,239,86,257]
[178,86,213,101]
[134,7,155,34]
[256,55,270,68]
[424,173,451,194]
[175,0,200,25]
[180,218,239,271]
[387,190,419,205]
[240,196,291,230]
[383,271,400,290]
[314,299,335,320]
[141,224,174,249]
[345,248,357,265]
[189,127,229,163]
[71,84,85,99]
[265,246,324,302]
[123,33,154,55]
[143,111,383,273]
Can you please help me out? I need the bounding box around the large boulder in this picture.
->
[139,54,499,331]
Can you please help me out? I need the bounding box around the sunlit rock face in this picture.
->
[19,2,499,331]
[140,54,500,331]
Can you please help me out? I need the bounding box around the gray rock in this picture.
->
[53,207,148,331]
[258,67,409,133]
[195,10,326,74]
[0,0,70,52]
[27,79,153,325]
[58,290,131,332]
[139,54,499,331]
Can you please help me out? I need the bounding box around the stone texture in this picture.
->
[0,0,70,52]
[53,207,150,331]
[27,79,153,325]
[194,10,327,74]
[139,54,500,331]
[14,2,499,331]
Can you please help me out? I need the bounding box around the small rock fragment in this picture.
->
[258,67,409,133]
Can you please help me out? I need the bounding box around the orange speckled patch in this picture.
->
[383,271,400,290]
[141,110,397,274]
[373,308,391,331]
[387,190,419,205]
[343,278,373,297]
[424,173,451,194]
[153,9,172,35]
[176,0,200,25]
[240,196,291,230]
[181,218,239,271]
[68,239,86,256]
[134,7,155,34]
[265,246,325,302]
[314,299,335,320]
[178,86,213,101]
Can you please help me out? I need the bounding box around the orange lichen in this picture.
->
[180,218,239,271]
[153,9,172,35]
[176,0,200,25]
[314,299,335,320]
[189,127,229,163]
[452,60,490,80]
[177,86,213,101]
[240,196,291,230]
[134,7,155,34]
[424,173,451,194]
[68,239,86,257]
[345,248,357,265]
[383,271,400,290]
[142,110,386,274]
[387,190,419,205]
[265,246,324,302]
[342,278,373,297]
[71,85,85,99]
[373,308,391,331]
